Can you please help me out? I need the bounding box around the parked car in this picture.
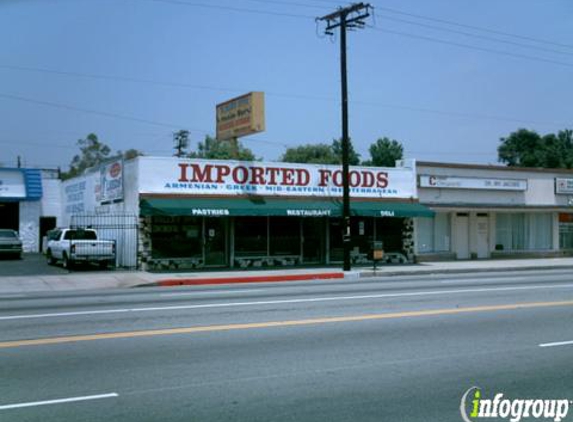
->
[0,229,23,259]
[45,228,116,269]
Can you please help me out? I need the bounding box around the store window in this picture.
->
[495,213,552,251]
[559,213,573,249]
[150,216,202,258]
[269,217,300,256]
[235,217,267,257]
[416,213,450,253]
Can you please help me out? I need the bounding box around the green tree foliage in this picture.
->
[62,133,111,180]
[188,135,258,161]
[281,143,338,164]
[331,138,361,165]
[281,139,360,165]
[173,129,190,157]
[61,133,143,180]
[363,137,404,167]
[498,128,573,168]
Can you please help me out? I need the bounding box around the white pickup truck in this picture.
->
[46,228,116,269]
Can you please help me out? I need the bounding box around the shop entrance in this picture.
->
[39,216,57,252]
[476,214,489,259]
[302,219,323,263]
[454,213,470,259]
[0,202,19,231]
[204,218,227,266]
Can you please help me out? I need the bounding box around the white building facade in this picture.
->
[415,162,573,261]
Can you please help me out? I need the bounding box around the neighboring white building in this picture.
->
[0,168,61,252]
[415,162,573,261]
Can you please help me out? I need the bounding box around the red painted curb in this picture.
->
[157,272,345,287]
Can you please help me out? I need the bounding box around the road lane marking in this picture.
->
[539,340,573,348]
[0,393,118,410]
[159,289,264,297]
[440,277,529,284]
[1,283,573,321]
[1,300,573,349]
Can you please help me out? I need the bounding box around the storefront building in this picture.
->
[0,168,61,252]
[415,162,573,261]
[60,156,433,269]
[137,157,433,270]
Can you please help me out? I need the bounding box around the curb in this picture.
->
[151,272,345,287]
[359,264,573,278]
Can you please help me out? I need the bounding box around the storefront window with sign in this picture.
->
[150,216,202,259]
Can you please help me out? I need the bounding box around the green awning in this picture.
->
[140,197,338,217]
[140,197,434,218]
[350,201,435,218]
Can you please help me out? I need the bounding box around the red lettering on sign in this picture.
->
[178,163,189,182]
[189,164,213,183]
[282,169,295,186]
[377,172,389,188]
[318,170,331,187]
[296,169,310,186]
[232,166,249,184]
[251,167,265,185]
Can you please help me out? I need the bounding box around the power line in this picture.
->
[144,0,314,19]
[2,65,570,127]
[138,0,573,69]
[373,4,573,51]
[374,13,573,58]
[369,26,573,69]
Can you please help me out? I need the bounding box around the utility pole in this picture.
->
[173,130,190,158]
[318,3,371,272]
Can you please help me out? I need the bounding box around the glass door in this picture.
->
[303,218,324,264]
[204,218,227,266]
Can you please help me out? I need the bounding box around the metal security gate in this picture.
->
[70,213,139,269]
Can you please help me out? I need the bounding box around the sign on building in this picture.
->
[419,175,527,191]
[216,92,265,140]
[97,159,124,204]
[139,158,418,199]
[555,178,573,195]
[0,169,26,198]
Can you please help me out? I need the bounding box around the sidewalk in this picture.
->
[1,258,573,294]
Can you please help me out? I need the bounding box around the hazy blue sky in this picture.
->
[0,0,572,170]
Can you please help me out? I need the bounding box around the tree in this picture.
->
[363,137,404,167]
[281,139,360,165]
[188,135,258,161]
[118,148,144,160]
[281,143,338,164]
[61,133,144,180]
[173,130,190,157]
[331,138,361,165]
[62,133,112,180]
[498,128,573,168]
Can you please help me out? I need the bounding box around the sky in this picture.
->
[0,0,572,170]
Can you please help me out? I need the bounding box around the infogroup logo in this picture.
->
[460,387,571,422]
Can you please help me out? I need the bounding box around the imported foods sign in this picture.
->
[216,92,265,140]
[138,158,417,199]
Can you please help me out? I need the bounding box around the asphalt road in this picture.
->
[1,269,573,422]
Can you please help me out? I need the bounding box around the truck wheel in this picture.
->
[62,254,73,269]
[99,260,108,270]
[46,250,56,265]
